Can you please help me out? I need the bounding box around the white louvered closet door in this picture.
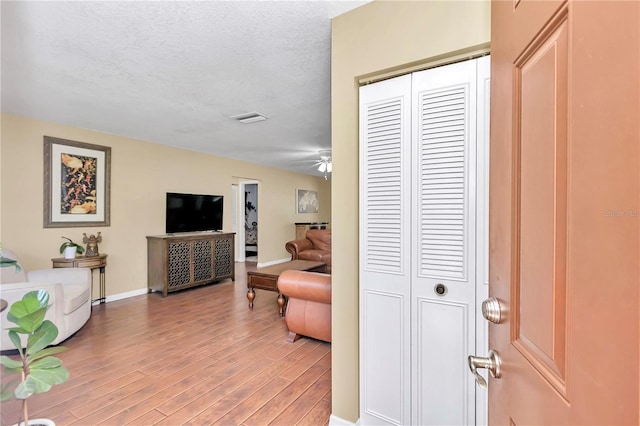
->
[360,57,489,426]
[359,74,412,426]
[411,59,478,426]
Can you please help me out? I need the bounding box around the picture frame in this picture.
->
[296,189,319,214]
[44,136,111,228]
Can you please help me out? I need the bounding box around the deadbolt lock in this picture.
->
[481,297,503,324]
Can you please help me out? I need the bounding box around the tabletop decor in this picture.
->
[82,232,102,257]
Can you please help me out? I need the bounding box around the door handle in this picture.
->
[468,349,501,389]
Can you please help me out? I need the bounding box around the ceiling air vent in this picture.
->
[230,112,268,124]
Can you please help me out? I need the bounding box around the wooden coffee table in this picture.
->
[247,260,326,316]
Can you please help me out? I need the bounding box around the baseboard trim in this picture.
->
[329,414,359,426]
[92,257,291,305]
[257,257,290,268]
[92,288,148,305]
[91,258,291,304]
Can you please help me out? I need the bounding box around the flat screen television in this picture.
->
[166,192,223,234]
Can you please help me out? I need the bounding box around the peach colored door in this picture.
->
[489,0,639,424]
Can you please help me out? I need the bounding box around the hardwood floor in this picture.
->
[0,262,331,426]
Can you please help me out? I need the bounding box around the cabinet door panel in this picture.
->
[168,241,191,288]
[214,237,233,278]
[193,239,213,283]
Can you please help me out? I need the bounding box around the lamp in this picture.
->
[318,158,332,180]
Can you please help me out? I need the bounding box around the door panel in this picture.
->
[416,298,470,425]
[360,74,412,425]
[412,59,479,426]
[362,290,405,423]
[514,11,568,394]
[490,0,639,424]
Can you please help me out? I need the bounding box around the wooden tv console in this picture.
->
[147,232,235,297]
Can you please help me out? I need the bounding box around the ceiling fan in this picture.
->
[292,149,332,179]
[314,152,332,180]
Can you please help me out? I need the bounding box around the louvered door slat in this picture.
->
[417,84,470,280]
[363,96,405,274]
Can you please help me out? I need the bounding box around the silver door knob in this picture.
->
[481,297,503,324]
[468,349,501,389]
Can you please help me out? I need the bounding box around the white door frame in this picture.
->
[237,179,260,262]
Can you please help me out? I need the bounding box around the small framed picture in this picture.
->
[296,189,319,214]
[44,136,111,228]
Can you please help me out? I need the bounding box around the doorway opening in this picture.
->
[237,180,260,263]
[244,183,258,260]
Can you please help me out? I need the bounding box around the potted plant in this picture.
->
[0,290,70,426]
[59,237,84,259]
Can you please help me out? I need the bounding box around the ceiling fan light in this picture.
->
[318,162,327,173]
[327,162,332,173]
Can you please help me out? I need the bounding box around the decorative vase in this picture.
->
[63,246,77,259]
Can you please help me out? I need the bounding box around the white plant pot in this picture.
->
[63,246,77,259]
[12,419,56,426]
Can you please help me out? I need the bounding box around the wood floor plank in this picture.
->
[154,354,281,424]
[242,364,331,426]
[270,369,332,425]
[277,344,331,381]
[30,371,148,420]
[0,262,333,426]
[297,396,332,426]
[124,408,168,426]
[212,376,292,426]
[186,343,330,424]
[70,355,239,424]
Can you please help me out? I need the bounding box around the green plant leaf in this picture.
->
[0,256,21,272]
[0,355,23,369]
[0,365,23,374]
[26,321,59,356]
[7,291,49,333]
[7,330,25,357]
[14,377,38,399]
[28,346,67,363]
[0,378,19,401]
[60,237,84,254]
[14,361,69,399]
[59,237,73,254]
[12,310,47,335]
[30,356,64,370]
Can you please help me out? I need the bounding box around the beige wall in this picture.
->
[331,1,490,422]
[0,113,330,297]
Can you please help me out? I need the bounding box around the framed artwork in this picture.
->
[296,189,319,214]
[44,136,111,228]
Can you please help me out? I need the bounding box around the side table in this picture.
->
[52,254,108,304]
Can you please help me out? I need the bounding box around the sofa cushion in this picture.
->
[298,250,329,263]
[63,284,91,314]
[306,229,331,251]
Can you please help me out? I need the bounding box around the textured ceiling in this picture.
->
[1,1,369,177]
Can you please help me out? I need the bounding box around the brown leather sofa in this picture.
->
[278,270,331,343]
[285,229,332,273]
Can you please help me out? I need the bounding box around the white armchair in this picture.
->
[0,249,92,351]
